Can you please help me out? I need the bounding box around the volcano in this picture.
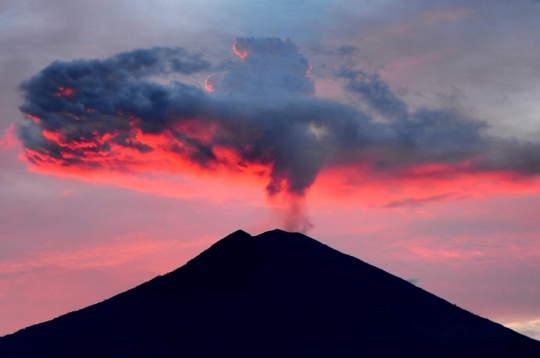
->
[0,229,539,357]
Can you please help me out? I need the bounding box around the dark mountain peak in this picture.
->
[176,229,342,286]
[199,228,332,260]
[226,229,252,238]
[1,229,539,358]
[197,229,252,256]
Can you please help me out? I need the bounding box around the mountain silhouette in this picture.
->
[1,229,539,357]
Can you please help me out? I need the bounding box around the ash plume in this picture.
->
[17,37,540,231]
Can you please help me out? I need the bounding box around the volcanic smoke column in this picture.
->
[207,38,320,231]
[16,39,323,231]
[16,37,540,232]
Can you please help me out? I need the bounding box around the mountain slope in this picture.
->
[1,229,539,357]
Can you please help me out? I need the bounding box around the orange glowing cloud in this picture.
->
[55,87,76,97]
[0,124,18,152]
[233,45,249,59]
[205,78,214,92]
[310,163,540,209]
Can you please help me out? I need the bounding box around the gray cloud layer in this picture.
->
[18,38,540,202]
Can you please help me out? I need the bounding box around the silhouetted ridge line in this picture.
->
[0,229,539,357]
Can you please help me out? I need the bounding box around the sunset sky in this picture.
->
[1,0,540,339]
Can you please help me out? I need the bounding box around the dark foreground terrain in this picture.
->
[1,229,539,357]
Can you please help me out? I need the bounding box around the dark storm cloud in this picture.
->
[17,37,540,201]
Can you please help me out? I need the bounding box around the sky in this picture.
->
[1,0,540,339]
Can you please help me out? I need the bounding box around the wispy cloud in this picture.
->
[382,193,466,208]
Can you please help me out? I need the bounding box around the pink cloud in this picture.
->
[314,79,343,98]
[0,233,212,275]
[393,238,486,261]
[380,8,475,38]
[419,8,475,25]
[380,48,460,82]
[0,124,18,152]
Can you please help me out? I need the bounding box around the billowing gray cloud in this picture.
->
[17,37,540,220]
[207,37,314,96]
